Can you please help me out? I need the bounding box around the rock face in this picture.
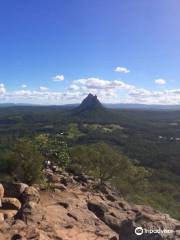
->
[0,170,180,240]
[20,186,42,224]
[21,186,40,204]
[2,197,21,210]
[0,184,22,222]
[3,182,28,198]
[76,93,104,112]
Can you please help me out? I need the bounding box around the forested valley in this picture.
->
[0,97,180,220]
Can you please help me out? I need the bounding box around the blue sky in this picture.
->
[0,0,180,104]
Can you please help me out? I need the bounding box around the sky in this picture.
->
[0,0,180,105]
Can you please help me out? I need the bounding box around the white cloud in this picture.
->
[127,88,180,105]
[154,78,166,85]
[129,88,152,98]
[21,84,27,88]
[70,77,180,105]
[1,76,180,105]
[115,66,130,74]
[40,86,48,91]
[53,74,64,81]
[74,77,135,91]
[5,90,63,104]
[68,77,136,103]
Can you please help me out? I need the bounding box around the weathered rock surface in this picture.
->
[0,170,179,240]
[21,186,40,204]
[2,182,28,198]
[2,197,21,210]
[0,184,22,221]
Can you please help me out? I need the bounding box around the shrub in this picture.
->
[7,139,44,184]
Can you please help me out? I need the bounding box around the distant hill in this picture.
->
[0,103,39,107]
[71,94,117,122]
[67,94,180,122]
[2,100,180,110]
[75,93,104,112]
[105,103,180,110]
[0,103,17,107]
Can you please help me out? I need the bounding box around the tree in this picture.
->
[70,142,150,195]
[70,143,136,183]
[8,139,44,184]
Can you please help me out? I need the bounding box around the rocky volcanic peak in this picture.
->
[0,170,180,240]
[76,93,104,112]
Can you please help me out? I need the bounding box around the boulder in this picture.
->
[3,182,28,199]
[21,187,40,204]
[19,188,43,224]
[2,198,21,210]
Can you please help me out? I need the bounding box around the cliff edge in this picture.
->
[0,168,180,240]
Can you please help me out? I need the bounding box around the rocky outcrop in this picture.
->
[19,186,42,224]
[2,198,21,210]
[87,199,180,239]
[0,184,22,222]
[0,170,180,240]
[0,183,43,239]
[2,182,28,198]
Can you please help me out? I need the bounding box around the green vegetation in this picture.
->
[67,123,85,139]
[83,123,123,133]
[0,106,180,219]
[35,133,70,168]
[70,143,149,187]
[1,139,44,184]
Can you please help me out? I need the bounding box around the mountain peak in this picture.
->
[77,93,103,112]
[86,93,98,101]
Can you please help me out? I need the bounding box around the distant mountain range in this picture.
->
[1,96,180,110]
[105,103,180,110]
[0,103,39,107]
